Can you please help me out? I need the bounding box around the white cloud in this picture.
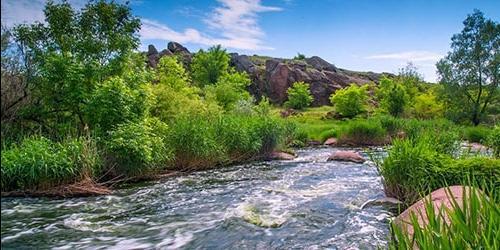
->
[141,0,281,51]
[365,51,443,62]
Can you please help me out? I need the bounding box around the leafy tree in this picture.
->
[377,77,409,117]
[156,56,189,90]
[330,84,368,118]
[285,82,313,109]
[413,92,444,119]
[205,71,252,110]
[436,10,499,125]
[191,45,229,87]
[13,0,140,128]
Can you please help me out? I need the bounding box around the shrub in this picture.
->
[330,84,368,118]
[1,136,101,191]
[205,71,252,111]
[319,128,338,142]
[487,126,500,157]
[413,92,444,119]
[105,118,171,176]
[462,126,491,143]
[375,115,404,135]
[285,82,313,110]
[86,77,152,133]
[377,77,408,117]
[338,119,387,145]
[214,115,262,158]
[253,97,272,116]
[379,137,499,205]
[191,45,230,87]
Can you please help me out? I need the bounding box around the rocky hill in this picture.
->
[145,42,394,106]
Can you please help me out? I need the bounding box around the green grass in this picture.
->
[390,186,500,249]
[338,119,388,146]
[462,126,492,143]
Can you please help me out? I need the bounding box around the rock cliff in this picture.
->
[145,43,393,106]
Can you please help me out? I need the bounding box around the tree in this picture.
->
[191,45,229,87]
[377,77,409,117]
[205,71,252,111]
[330,84,368,118]
[294,53,306,60]
[285,82,313,109]
[436,10,499,125]
[13,0,141,129]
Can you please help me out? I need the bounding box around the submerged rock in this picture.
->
[323,137,338,146]
[361,197,403,213]
[327,150,365,163]
[268,151,295,160]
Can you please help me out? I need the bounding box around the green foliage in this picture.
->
[86,77,152,133]
[191,45,230,87]
[389,186,499,249]
[379,136,499,205]
[462,126,491,143]
[205,71,252,111]
[487,126,500,157]
[374,115,404,135]
[253,97,272,116]
[1,136,101,191]
[330,84,368,118]
[377,77,409,117]
[156,56,189,89]
[293,53,306,60]
[436,10,499,125]
[413,92,444,119]
[319,128,339,142]
[339,119,387,145]
[105,118,171,176]
[285,82,313,110]
[13,0,141,127]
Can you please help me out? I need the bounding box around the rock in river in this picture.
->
[327,150,365,163]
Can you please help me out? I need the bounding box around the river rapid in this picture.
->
[1,147,394,249]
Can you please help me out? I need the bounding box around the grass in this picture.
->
[338,119,388,146]
[462,126,492,143]
[390,185,500,249]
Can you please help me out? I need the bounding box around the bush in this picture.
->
[319,128,338,142]
[487,126,500,157]
[379,137,499,205]
[375,115,404,135]
[330,84,368,118]
[1,136,102,191]
[86,77,152,133]
[377,77,408,117]
[338,119,387,145]
[462,126,491,143]
[105,118,171,176]
[285,82,313,110]
[191,45,230,87]
[413,92,444,119]
[214,115,262,158]
[205,71,252,111]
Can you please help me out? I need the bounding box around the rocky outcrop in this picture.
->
[327,150,365,163]
[144,42,392,106]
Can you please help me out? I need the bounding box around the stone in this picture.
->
[305,56,337,72]
[361,197,403,213]
[167,41,190,54]
[394,186,482,238]
[268,151,295,160]
[323,138,338,146]
[327,150,365,163]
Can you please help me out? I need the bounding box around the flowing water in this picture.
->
[1,147,394,249]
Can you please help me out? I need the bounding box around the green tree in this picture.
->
[13,0,140,128]
[413,92,444,119]
[377,77,409,117]
[330,84,368,118]
[436,10,499,125]
[294,53,306,60]
[285,82,313,110]
[191,45,230,87]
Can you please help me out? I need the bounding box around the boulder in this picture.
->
[268,151,295,160]
[361,197,403,213]
[307,140,322,146]
[167,41,190,54]
[305,56,337,72]
[323,138,338,146]
[394,186,481,237]
[327,150,365,163]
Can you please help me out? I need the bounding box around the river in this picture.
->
[1,147,393,249]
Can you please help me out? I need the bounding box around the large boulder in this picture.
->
[305,56,337,72]
[394,186,481,238]
[327,150,365,163]
[167,41,190,54]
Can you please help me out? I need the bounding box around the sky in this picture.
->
[2,0,499,82]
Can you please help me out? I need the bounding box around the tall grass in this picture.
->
[462,126,492,143]
[389,186,500,249]
[338,119,388,146]
[1,136,102,191]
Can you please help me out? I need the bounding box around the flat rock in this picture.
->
[268,151,295,160]
[323,137,338,146]
[327,150,365,163]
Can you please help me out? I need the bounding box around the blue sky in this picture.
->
[2,0,499,81]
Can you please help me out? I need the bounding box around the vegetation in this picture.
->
[377,77,409,117]
[436,10,499,125]
[330,84,368,118]
[191,45,230,87]
[285,82,314,110]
